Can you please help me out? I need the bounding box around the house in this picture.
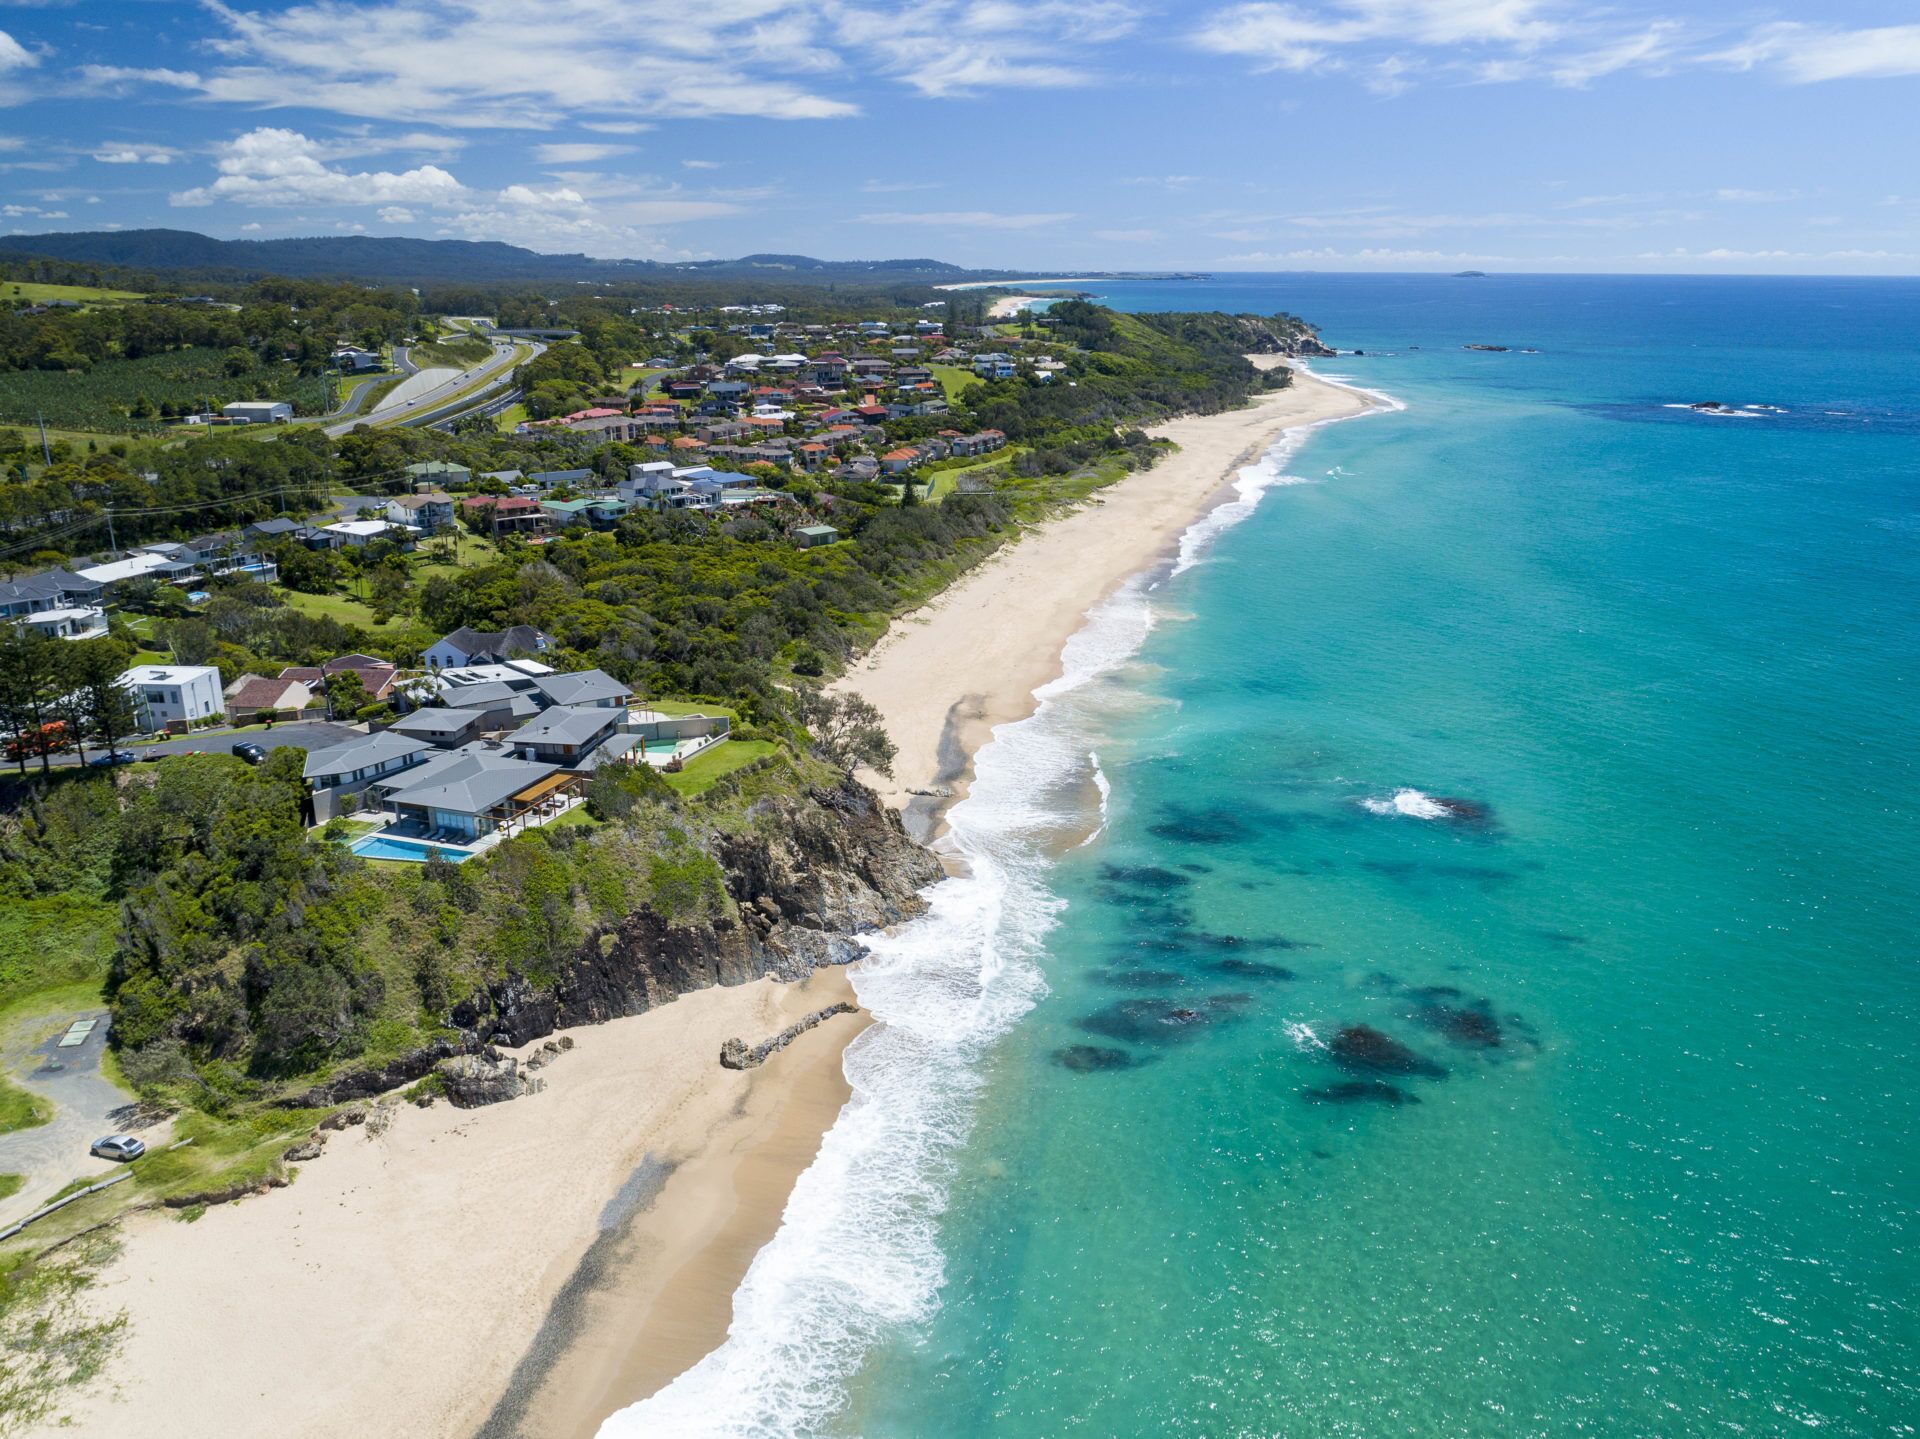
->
[118,664,226,732]
[374,742,572,841]
[319,519,416,550]
[404,461,472,486]
[224,674,312,721]
[524,468,594,492]
[972,353,1017,380]
[332,346,384,373]
[244,517,307,544]
[795,442,830,472]
[17,605,108,641]
[222,400,293,424]
[386,490,456,534]
[461,494,549,538]
[302,731,432,803]
[508,704,622,764]
[794,524,840,549]
[1,568,105,635]
[279,654,399,702]
[531,668,633,710]
[425,624,555,670]
[384,707,497,749]
[880,448,923,475]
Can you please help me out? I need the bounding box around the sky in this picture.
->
[0,0,1916,274]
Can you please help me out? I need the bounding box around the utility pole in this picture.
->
[34,412,49,466]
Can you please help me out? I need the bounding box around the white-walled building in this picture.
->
[223,400,293,424]
[119,664,226,732]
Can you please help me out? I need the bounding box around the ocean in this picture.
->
[608,274,1920,1437]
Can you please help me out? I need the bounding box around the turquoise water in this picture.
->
[349,834,472,863]
[614,276,1919,1437]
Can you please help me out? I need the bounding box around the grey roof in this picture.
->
[246,518,304,537]
[435,624,551,663]
[302,730,431,781]
[578,733,645,770]
[383,743,559,815]
[531,669,633,708]
[387,708,484,737]
[509,704,619,749]
[425,679,529,709]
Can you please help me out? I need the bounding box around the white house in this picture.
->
[332,346,384,373]
[222,400,293,424]
[119,664,226,732]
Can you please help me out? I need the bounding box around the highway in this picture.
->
[323,334,537,437]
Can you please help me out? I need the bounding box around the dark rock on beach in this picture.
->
[1303,1080,1422,1106]
[1327,1025,1447,1079]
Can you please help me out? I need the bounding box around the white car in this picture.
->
[90,1134,146,1162]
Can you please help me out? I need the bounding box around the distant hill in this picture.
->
[0,229,1003,286]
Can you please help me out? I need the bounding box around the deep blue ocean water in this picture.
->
[613,275,1919,1437]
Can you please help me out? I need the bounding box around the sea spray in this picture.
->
[601,380,1398,1439]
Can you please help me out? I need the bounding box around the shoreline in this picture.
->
[842,361,1389,844]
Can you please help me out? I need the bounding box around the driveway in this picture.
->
[46,719,364,769]
[0,1010,164,1228]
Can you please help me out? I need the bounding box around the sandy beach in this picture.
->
[45,972,861,1439]
[841,363,1385,834]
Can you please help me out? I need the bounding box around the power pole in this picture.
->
[35,412,49,466]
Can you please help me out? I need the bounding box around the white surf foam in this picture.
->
[1362,787,1452,820]
[600,364,1400,1439]
[1076,749,1113,849]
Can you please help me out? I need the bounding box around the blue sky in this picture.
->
[1,0,1916,273]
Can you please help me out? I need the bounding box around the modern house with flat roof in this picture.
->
[119,664,226,732]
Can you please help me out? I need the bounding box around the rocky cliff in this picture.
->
[289,777,939,1105]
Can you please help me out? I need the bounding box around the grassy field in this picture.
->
[0,1174,21,1201]
[279,587,402,632]
[408,335,492,369]
[410,530,504,577]
[930,364,982,404]
[660,739,777,798]
[2,281,145,306]
[494,401,528,432]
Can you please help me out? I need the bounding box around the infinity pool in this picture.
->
[349,834,473,863]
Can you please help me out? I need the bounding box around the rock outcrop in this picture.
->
[438,1051,545,1108]
[720,1001,859,1070]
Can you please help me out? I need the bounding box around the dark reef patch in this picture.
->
[1100,863,1195,890]
[1327,1025,1447,1080]
[1209,959,1297,981]
[1303,1080,1422,1106]
[1146,805,1253,845]
[1088,967,1189,989]
[1078,994,1250,1045]
[1052,1044,1142,1073]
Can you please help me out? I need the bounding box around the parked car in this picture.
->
[90,1134,146,1162]
[232,741,268,765]
[88,750,135,767]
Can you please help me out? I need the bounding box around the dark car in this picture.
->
[90,1134,146,1162]
[232,741,268,765]
[88,750,135,767]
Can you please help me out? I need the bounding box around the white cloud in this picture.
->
[377,206,415,223]
[92,143,177,165]
[1711,23,1920,82]
[241,221,262,231]
[1192,0,1562,74]
[825,0,1139,97]
[76,64,200,90]
[581,121,653,134]
[534,142,631,164]
[169,126,464,208]
[0,29,36,73]
[859,209,1073,230]
[681,159,721,170]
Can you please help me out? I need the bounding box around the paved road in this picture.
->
[44,718,363,769]
[326,337,532,437]
[0,1010,160,1228]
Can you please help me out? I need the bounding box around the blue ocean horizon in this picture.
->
[615,273,1920,1437]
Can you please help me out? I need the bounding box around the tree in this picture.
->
[792,687,895,777]
[323,669,370,721]
[61,637,137,772]
[0,626,63,775]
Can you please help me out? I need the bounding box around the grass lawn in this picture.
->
[0,1076,50,1135]
[494,402,528,432]
[410,531,503,577]
[930,364,982,404]
[660,739,776,798]
[0,1174,21,1202]
[0,897,115,1019]
[2,281,144,306]
[642,697,740,722]
[279,587,400,632]
[546,805,602,830]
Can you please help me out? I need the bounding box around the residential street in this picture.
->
[36,718,363,769]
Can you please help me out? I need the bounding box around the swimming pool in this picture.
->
[349,834,473,863]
